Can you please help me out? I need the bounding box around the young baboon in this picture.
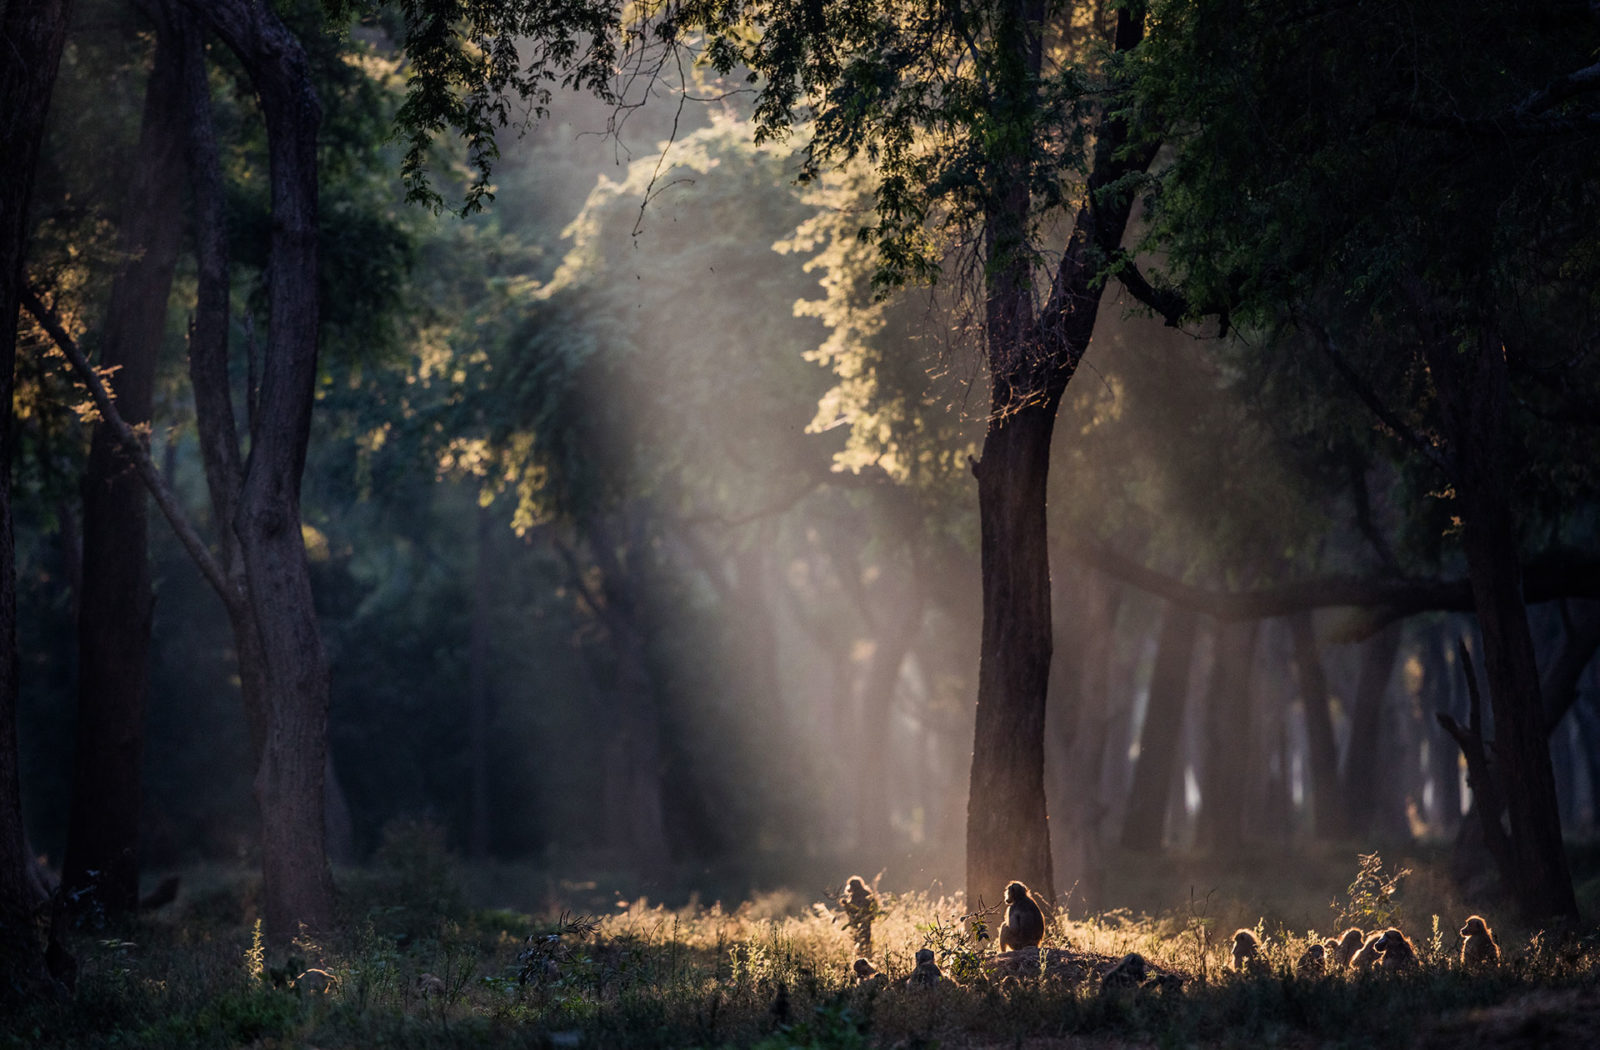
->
[851,957,882,984]
[1329,927,1364,969]
[998,880,1046,951]
[906,947,944,987]
[1349,931,1385,971]
[1295,942,1326,978]
[1231,929,1267,974]
[838,875,878,955]
[1374,928,1417,971]
[1459,915,1500,969]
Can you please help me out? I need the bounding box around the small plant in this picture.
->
[1333,852,1411,932]
[244,918,265,984]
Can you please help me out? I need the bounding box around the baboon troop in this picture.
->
[1460,915,1501,969]
[998,880,1045,951]
[839,875,878,956]
[1349,931,1385,971]
[1230,929,1266,974]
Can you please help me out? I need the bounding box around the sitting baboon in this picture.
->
[838,875,878,955]
[1098,952,1148,995]
[1329,927,1364,969]
[851,957,882,985]
[906,947,944,987]
[1374,928,1417,971]
[1349,931,1385,971]
[1231,929,1267,974]
[414,972,445,999]
[1459,915,1500,969]
[1295,942,1326,978]
[998,880,1046,951]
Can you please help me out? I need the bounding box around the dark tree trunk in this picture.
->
[1289,610,1345,838]
[1198,619,1259,851]
[191,0,334,940]
[1122,602,1199,850]
[965,0,1151,909]
[61,4,187,918]
[1426,326,1577,921]
[1342,621,1403,835]
[0,0,74,996]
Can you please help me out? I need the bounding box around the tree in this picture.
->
[1135,0,1600,919]
[1,0,76,996]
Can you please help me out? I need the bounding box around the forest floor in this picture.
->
[10,832,1600,1049]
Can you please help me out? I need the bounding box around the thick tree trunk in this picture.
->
[1427,327,1577,921]
[61,5,187,917]
[967,402,1062,907]
[1341,621,1403,835]
[1198,619,1259,851]
[0,0,74,996]
[1122,602,1199,850]
[1288,610,1345,838]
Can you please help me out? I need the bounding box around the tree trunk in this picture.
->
[0,0,74,996]
[195,0,334,940]
[1423,626,1462,836]
[1198,619,1259,851]
[1342,621,1403,835]
[1427,326,1577,921]
[61,4,187,917]
[1122,602,1199,850]
[1289,610,1345,838]
[855,562,923,850]
[467,503,494,860]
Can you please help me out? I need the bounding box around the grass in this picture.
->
[10,839,1600,1049]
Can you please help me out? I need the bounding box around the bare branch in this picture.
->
[21,284,239,610]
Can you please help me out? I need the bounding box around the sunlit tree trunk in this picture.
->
[61,3,187,917]
[1122,602,1199,850]
[0,0,74,995]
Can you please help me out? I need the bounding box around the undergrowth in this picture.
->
[8,845,1600,1049]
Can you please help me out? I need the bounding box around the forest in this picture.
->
[3,0,1600,1046]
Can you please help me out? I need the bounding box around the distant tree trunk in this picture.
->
[1289,610,1345,838]
[1122,602,1198,850]
[61,4,187,918]
[1426,325,1577,921]
[1341,621,1402,835]
[467,503,494,860]
[1198,619,1259,851]
[1422,627,1462,836]
[855,573,923,850]
[0,0,74,996]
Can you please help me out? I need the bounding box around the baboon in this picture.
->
[1295,942,1326,978]
[998,881,1046,951]
[1459,915,1500,969]
[1231,929,1267,974]
[852,957,881,984]
[415,972,445,999]
[1329,928,1364,969]
[1349,931,1385,971]
[906,947,944,987]
[1099,952,1148,994]
[1374,928,1417,971]
[838,875,878,955]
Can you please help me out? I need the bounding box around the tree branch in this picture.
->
[21,284,239,610]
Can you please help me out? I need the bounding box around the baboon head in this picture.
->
[914,948,935,967]
[1460,915,1490,939]
[1004,881,1030,905]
